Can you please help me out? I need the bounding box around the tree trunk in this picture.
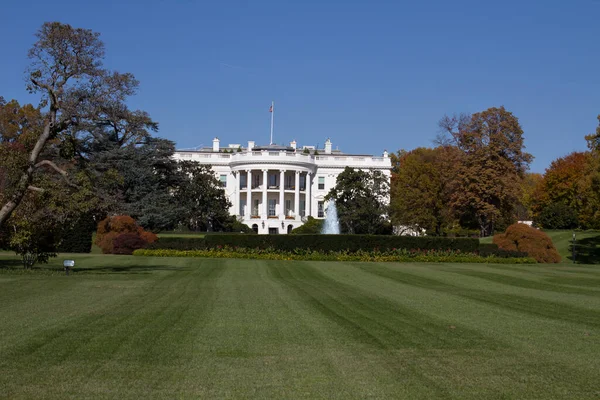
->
[0,116,54,228]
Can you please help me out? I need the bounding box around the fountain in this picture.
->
[321,201,341,234]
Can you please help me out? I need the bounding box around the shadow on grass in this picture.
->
[0,260,186,275]
[569,236,600,264]
[74,264,187,274]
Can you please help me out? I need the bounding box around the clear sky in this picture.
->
[1,0,599,172]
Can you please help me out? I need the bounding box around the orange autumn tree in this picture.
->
[531,151,597,228]
[95,215,157,254]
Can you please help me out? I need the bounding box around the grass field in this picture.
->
[0,254,599,399]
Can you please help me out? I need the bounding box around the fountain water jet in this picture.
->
[321,201,340,234]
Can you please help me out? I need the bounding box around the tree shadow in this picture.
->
[73,264,188,274]
[569,236,600,264]
[0,259,24,269]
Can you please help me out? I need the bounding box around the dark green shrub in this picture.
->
[145,237,207,250]
[536,203,578,229]
[290,217,323,234]
[57,215,96,253]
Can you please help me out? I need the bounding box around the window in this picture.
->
[318,176,325,190]
[300,175,306,190]
[269,227,279,235]
[285,199,292,216]
[220,174,227,187]
[300,200,306,217]
[253,199,259,216]
[318,201,324,218]
[240,174,247,189]
[252,224,259,233]
[253,173,260,188]
[269,174,277,188]
[240,199,246,216]
[268,199,276,216]
[285,175,294,189]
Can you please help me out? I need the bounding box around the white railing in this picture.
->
[175,150,390,167]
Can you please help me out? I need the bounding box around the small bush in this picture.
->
[493,223,561,263]
[290,217,323,234]
[95,215,157,254]
[113,233,148,255]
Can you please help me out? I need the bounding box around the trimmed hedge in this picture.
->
[145,237,207,250]
[145,234,479,253]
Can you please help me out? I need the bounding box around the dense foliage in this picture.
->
[95,215,157,255]
[290,217,324,234]
[325,167,390,234]
[536,203,578,229]
[493,223,561,263]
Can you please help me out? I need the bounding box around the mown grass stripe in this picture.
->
[358,264,600,328]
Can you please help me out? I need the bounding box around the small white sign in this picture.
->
[63,260,75,267]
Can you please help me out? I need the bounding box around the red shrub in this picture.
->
[493,223,561,263]
[112,233,147,255]
[95,215,155,254]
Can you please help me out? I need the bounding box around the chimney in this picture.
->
[212,137,220,152]
[324,138,332,154]
[383,150,389,158]
[290,140,297,150]
[248,141,255,152]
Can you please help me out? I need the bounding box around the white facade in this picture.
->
[173,138,392,234]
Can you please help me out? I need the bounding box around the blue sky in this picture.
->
[1,0,599,172]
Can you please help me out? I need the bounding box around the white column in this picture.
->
[306,172,312,217]
[246,170,251,217]
[262,169,268,218]
[294,171,300,220]
[279,169,285,218]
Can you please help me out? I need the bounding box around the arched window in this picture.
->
[252,224,259,234]
[287,224,293,234]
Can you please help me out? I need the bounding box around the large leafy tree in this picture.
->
[390,146,460,235]
[0,22,156,228]
[90,138,184,231]
[325,167,390,234]
[439,107,533,236]
[531,151,599,229]
[174,161,233,232]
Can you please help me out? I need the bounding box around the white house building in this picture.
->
[173,138,392,234]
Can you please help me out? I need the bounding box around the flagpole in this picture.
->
[270,101,274,145]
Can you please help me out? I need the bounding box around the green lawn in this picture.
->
[0,254,599,399]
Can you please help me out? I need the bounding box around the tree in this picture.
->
[439,107,533,236]
[174,162,232,231]
[516,172,543,221]
[90,137,184,231]
[0,22,156,228]
[390,146,460,235]
[325,167,389,234]
[531,152,595,228]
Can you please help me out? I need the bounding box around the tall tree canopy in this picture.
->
[439,107,533,236]
[0,22,156,228]
[390,146,460,235]
[325,167,390,234]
